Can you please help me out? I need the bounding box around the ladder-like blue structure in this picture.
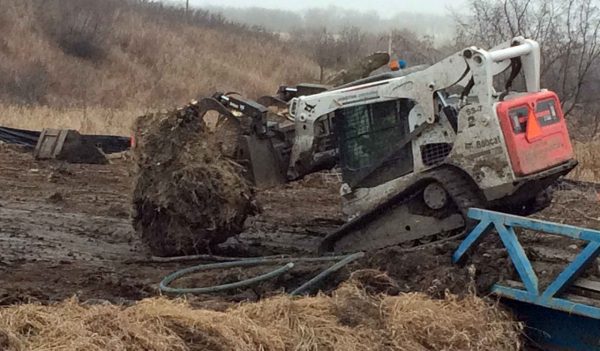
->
[453,208,600,350]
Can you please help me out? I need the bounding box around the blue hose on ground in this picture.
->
[159,252,365,296]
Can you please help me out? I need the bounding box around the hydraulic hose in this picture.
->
[159,252,364,296]
[160,260,295,295]
[290,252,364,296]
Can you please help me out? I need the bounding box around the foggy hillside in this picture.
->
[201,5,455,42]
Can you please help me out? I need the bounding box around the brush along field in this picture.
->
[570,140,600,182]
[0,105,141,136]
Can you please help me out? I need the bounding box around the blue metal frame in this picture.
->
[453,208,600,350]
[453,208,600,319]
[503,299,600,351]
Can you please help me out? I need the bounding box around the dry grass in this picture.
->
[0,0,317,109]
[0,104,143,135]
[0,283,522,351]
[0,0,317,135]
[570,140,600,182]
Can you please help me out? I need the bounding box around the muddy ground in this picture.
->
[1,143,600,306]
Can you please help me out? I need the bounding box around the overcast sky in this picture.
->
[167,0,465,16]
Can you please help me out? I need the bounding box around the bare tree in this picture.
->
[455,0,600,120]
[337,26,368,65]
[310,28,337,83]
[391,29,441,65]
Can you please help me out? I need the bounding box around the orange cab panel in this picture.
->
[496,91,574,177]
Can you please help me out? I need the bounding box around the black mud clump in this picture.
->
[56,132,108,164]
[365,237,513,298]
[132,103,255,257]
[36,130,108,164]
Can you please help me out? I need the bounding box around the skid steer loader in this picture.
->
[194,36,577,253]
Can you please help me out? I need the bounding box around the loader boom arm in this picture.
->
[286,37,541,179]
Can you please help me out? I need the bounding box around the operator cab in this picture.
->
[334,99,416,189]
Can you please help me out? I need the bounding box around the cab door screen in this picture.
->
[335,99,414,188]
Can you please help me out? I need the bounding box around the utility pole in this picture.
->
[185,0,189,15]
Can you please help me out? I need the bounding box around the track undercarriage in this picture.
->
[320,167,484,253]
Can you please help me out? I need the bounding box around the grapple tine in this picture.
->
[194,97,236,120]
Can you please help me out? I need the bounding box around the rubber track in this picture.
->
[429,168,486,218]
[321,166,486,252]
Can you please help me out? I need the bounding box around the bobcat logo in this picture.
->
[304,103,316,113]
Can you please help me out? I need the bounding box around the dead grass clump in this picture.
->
[0,61,50,105]
[382,293,519,350]
[39,0,117,62]
[132,103,255,257]
[570,140,600,182]
[0,282,522,351]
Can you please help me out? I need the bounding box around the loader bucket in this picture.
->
[238,134,287,187]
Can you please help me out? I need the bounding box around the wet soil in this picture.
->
[0,144,342,304]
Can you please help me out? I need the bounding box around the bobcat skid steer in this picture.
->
[281,37,577,252]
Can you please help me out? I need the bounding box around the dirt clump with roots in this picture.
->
[132,103,256,257]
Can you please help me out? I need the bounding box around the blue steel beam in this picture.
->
[493,284,600,320]
[468,208,600,242]
[452,220,493,263]
[541,241,600,299]
[494,220,539,295]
